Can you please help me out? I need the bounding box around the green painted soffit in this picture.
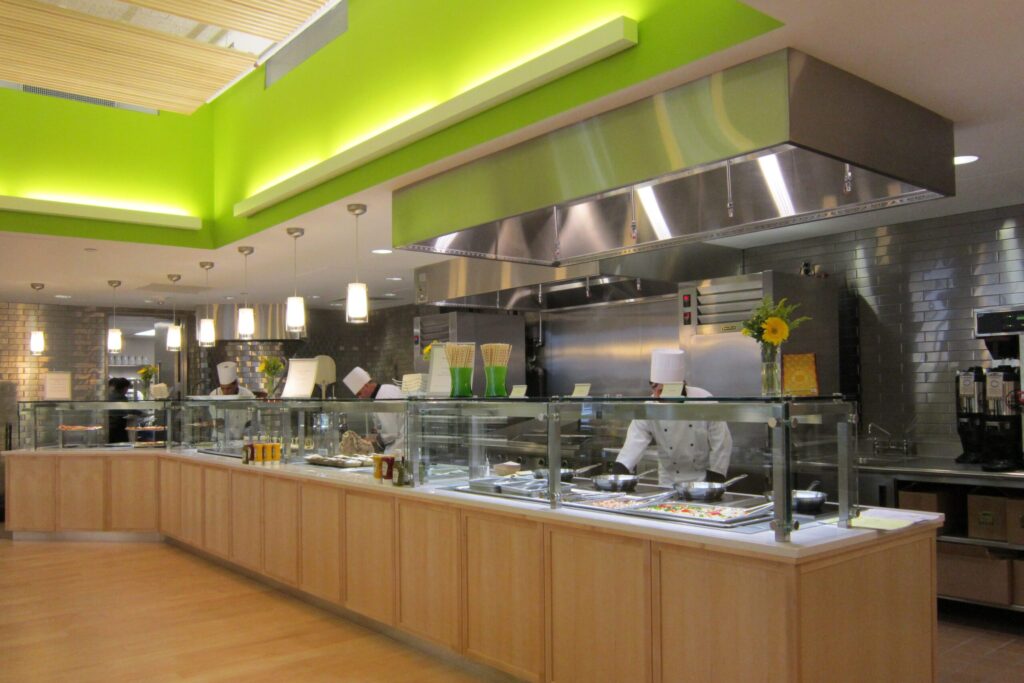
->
[0,88,215,248]
[0,0,780,248]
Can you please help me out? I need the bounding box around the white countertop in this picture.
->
[8,448,943,561]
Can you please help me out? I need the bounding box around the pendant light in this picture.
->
[237,246,256,339]
[166,274,182,352]
[107,280,123,354]
[285,227,306,333]
[346,203,369,324]
[29,283,45,356]
[198,261,216,347]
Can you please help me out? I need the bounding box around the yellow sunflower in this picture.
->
[761,316,790,345]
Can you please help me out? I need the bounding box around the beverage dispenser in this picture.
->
[973,306,1024,472]
[954,367,986,464]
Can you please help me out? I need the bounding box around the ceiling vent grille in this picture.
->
[0,80,157,114]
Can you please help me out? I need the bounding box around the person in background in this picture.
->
[611,348,733,484]
[106,377,135,443]
[209,361,255,441]
[210,361,256,398]
[343,366,404,453]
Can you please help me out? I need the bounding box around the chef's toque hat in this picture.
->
[650,348,686,384]
[217,361,238,385]
[343,366,372,395]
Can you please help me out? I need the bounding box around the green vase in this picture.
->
[449,367,474,398]
[484,366,508,398]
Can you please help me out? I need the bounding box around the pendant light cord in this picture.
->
[293,236,298,296]
[354,214,360,282]
[243,253,249,307]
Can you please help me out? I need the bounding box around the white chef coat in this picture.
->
[615,385,732,484]
[372,383,405,454]
[210,385,256,440]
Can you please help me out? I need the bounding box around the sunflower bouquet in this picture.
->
[741,297,810,396]
[257,356,286,396]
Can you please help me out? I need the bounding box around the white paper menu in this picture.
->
[44,371,72,400]
[281,359,318,398]
[571,383,591,398]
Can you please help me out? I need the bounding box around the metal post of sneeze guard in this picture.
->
[407,401,420,485]
[297,408,306,460]
[165,403,173,448]
[837,415,857,526]
[770,405,795,542]
[547,403,561,510]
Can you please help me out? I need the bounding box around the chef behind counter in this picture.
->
[611,349,732,484]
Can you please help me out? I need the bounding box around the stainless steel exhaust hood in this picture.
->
[414,241,742,309]
[196,303,303,341]
[393,49,954,266]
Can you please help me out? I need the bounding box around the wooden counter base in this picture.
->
[4,450,940,683]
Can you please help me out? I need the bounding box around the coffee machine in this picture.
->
[955,367,986,464]
[973,306,1024,472]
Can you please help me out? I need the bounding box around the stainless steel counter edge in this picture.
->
[8,448,942,561]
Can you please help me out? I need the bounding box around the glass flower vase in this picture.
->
[760,343,782,397]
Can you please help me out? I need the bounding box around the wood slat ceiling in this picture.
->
[0,0,325,114]
[125,0,327,41]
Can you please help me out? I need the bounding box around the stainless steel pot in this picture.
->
[675,474,747,502]
[591,469,657,492]
[793,489,827,514]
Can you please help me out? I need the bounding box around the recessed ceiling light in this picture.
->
[54,294,71,299]
[954,155,979,166]
[383,292,396,297]
[310,295,321,299]
[134,329,156,337]
[143,299,153,303]
[371,249,393,255]
[84,247,98,252]
[329,302,343,308]
[225,296,234,301]
[385,276,403,281]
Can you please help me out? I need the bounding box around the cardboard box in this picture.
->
[967,491,1008,542]
[1006,499,1024,546]
[1014,560,1024,608]
[937,542,1012,605]
[898,484,964,534]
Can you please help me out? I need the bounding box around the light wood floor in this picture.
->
[0,539,490,682]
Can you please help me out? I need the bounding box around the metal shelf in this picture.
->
[937,534,1024,552]
[938,595,1024,613]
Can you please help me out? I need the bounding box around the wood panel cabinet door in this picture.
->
[109,457,158,531]
[6,456,56,531]
[202,467,231,557]
[158,459,181,537]
[397,500,460,650]
[548,527,652,683]
[230,471,262,572]
[57,457,106,531]
[344,491,396,625]
[657,544,794,682]
[464,512,545,682]
[262,477,300,585]
[299,484,343,603]
[179,462,203,547]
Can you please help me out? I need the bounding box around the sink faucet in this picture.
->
[867,423,912,456]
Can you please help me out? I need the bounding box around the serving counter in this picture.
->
[5,440,940,683]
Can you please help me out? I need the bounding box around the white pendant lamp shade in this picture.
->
[107,327,123,353]
[346,282,369,324]
[237,306,256,339]
[29,282,45,356]
[166,323,183,352]
[286,296,306,332]
[198,317,216,347]
[285,228,306,333]
[30,330,45,356]
[346,204,370,324]
[107,280,122,354]
[198,261,216,347]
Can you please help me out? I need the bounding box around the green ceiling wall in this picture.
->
[0,0,780,248]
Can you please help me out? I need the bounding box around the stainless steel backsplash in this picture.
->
[744,204,1024,443]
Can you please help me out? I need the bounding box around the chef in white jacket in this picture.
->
[343,366,405,454]
[209,361,255,440]
[611,349,732,484]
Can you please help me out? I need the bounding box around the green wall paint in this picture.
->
[0,88,214,247]
[0,0,780,248]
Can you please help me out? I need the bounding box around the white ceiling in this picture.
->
[0,185,444,310]
[3,0,1022,305]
